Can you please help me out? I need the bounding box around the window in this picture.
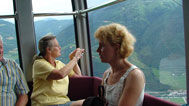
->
[0,0,19,63]
[87,0,186,104]
[0,19,19,63]
[32,0,76,63]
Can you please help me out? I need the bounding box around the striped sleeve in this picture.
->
[12,61,29,95]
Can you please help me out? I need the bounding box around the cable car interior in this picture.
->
[0,0,189,106]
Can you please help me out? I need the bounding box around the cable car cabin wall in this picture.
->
[0,0,188,105]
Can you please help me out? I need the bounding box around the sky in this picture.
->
[0,0,73,22]
[0,0,13,15]
[0,0,112,14]
[32,0,72,13]
[0,0,112,22]
[0,0,73,15]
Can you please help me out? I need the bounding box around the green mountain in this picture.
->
[87,0,184,91]
[0,20,18,62]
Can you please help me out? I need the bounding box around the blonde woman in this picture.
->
[94,23,145,106]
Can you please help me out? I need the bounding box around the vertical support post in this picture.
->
[72,0,93,76]
[15,0,36,81]
[183,0,189,103]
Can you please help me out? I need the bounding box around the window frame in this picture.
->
[183,0,189,103]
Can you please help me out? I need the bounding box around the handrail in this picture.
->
[0,14,15,19]
[33,12,77,17]
[80,0,126,14]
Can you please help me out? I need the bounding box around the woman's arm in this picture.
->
[15,94,28,106]
[118,69,145,106]
[47,48,84,80]
[71,63,82,77]
[47,57,79,80]
[69,48,84,77]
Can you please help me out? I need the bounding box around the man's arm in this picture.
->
[16,94,28,106]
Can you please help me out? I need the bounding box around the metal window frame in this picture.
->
[14,0,36,81]
[0,15,15,18]
[72,0,93,76]
[183,0,189,103]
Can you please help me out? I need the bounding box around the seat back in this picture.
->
[27,76,180,106]
[143,93,180,106]
[68,76,180,106]
[68,76,102,100]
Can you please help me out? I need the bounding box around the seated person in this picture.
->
[0,35,29,106]
[31,34,84,106]
[94,23,145,106]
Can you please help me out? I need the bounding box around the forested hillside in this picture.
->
[88,0,184,91]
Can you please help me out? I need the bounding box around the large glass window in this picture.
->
[87,0,185,104]
[32,0,76,63]
[0,19,19,63]
[34,16,76,63]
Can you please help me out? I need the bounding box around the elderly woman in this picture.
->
[31,34,84,106]
[94,23,145,106]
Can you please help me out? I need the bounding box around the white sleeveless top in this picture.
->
[103,65,145,106]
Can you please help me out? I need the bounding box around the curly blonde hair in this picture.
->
[94,23,136,58]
